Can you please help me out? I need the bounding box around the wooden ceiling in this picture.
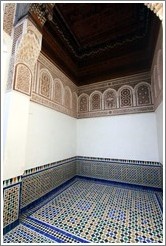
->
[36,3,161,85]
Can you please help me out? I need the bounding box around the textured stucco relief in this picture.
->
[14,63,32,95]
[6,23,23,91]
[53,79,63,104]
[31,55,78,118]
[4,17,42,94]
[3,3,16,36]
[31,54,155,119]
[118,86,134,108]
[153,66,158,99]
[157,49,163,90]
[38,53,77,93]
[78,94,89,113]
[151,26,163,110]
[64,86,72,109]
[78,74,154,118]
[90,91,102,111]
[135,82,152,106]
[15,22,42,70]
[103,89,117,110]
[39,69,52,99]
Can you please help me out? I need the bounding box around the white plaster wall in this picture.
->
[77,113,159,162]
[3,91,30,180]
[2,32,13,153]
[25,102,77,169]
[2,32,12,95]
[155,101,163,164]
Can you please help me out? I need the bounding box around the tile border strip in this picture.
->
[23,156,77,177]
[28,217,90,243]
[3,219,19,235]
[3,176,22,188]
[21,221,63,243]
[76,176,163,192]
[77,156,162,166]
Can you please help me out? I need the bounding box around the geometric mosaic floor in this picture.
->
[3,178,163,243]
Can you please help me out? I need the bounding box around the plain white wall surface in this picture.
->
[2,32,13,155]
[3,91,30,180]
[155,101,163,164]
[76,112,159,162]
[25,102,77,169]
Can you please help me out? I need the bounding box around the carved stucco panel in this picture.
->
[72,92,78,115]
[118,86,134,108]
[90,91,102,111]
[157,49,163,90]
[103,88,117,109]
[64,86,72,109]
[78,94,89,112]
[53,79,63,104]
[39,69,53,99]
[14,63,32,95]
[15,19,41,69]
[135,82,152,106]
[3,3,16,36]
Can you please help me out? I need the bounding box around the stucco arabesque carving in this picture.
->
[13,19,42,95]
[16,20,42,72]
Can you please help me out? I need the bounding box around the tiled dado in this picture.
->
[3,156,163,234]
[3,157,76,233]
[21,158,76,210]
[3,176,22,233]
[76,157,163,189]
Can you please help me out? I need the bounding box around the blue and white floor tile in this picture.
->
[3,178,163,243]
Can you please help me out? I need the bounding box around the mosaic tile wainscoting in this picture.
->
[3,176,22,234]
[76,157,163,189]
[3,156,163,243]
[3,157,76,234]
[20,157,76,211]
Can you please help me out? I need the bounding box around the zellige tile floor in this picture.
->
[3,178,163,243]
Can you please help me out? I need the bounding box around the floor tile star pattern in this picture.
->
[3,178,163,243]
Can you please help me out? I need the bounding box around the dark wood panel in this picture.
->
[29,3,161,85]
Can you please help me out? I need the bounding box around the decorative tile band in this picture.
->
[23,156,77,177]
[3,175,22,188]
[76,156,162,166]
